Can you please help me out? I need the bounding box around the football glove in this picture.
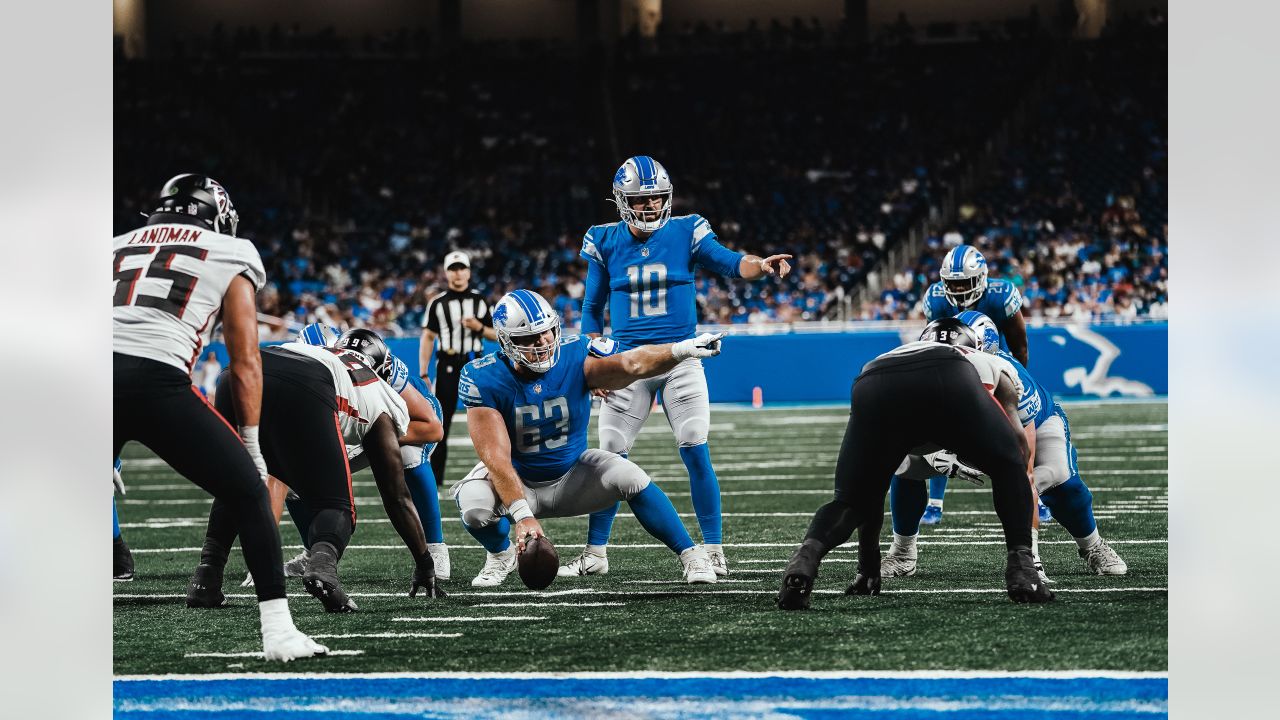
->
[925,450,984,486]
[410,554,448,599]
[672,332,724,360]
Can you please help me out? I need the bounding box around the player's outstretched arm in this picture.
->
[399,384,445,445]
[583,333,724,391]
[467,407,545,549]
[1003,311,1030,367]
[738,253,794,280]
[222,274,268,481]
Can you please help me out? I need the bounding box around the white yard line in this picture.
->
[184,650,365,658]
[391,616,547,622]
[113,668,1169,681]
[310,633,462,639]
[470,602,625,608]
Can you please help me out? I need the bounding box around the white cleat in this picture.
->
[284,550,311,578]
[1080,539,1128,575]
[1033,556,1055,585]
[471,547,517,587]
[680,547,717,584]
[880,547,918,578]
[557,549,610,577]
[705,547,729,577]
[262,627,329,663]
[428,543,451,581]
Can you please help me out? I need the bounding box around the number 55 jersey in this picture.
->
[113,223,266,375]
[458,334,594,485]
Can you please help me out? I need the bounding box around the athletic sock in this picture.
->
[680,443,722,544]
[891,532,918,556]
[587,504,620,547]
[1075,529,1102,550]
[584,544,608,556]
[889,475,928,535]
[928,474,949,504]
[285,494,316,550]
[627,483,695,554]
[307,509,354,558]
[404,461,444,544]
[1039,475,1099,539]
[463,513,511,553]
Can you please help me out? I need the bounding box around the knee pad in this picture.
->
[401,444,426,469]
[598,422,634,455]
[1033,458,1072,494]
[461,506,499,529]
[674,416,709,448]
[606,463,652,500]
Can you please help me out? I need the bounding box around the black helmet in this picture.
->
[149,174,240,236]
[335,328,391,376]
[919,317,980,349]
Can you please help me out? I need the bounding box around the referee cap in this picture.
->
[444,250,470,269]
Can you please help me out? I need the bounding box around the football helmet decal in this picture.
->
[939,244,988,308]
[612,155,673,233]
[956,311,1001,354]
[919,317,981,349]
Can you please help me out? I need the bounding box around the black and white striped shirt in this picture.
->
[423,289,492,360]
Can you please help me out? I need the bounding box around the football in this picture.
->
[517,535,559,590]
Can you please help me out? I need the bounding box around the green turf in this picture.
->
[113,401,1168,675]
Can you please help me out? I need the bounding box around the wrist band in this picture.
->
[508,499,534,523]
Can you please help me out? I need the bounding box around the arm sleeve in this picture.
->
[457,364,493,409]
[580,261,609,335]
[1002,285,1024,318]
[690,217,744,278]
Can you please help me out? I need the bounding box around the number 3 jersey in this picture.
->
[458,334,595,484]
[113,223,267,375]
[272,342,409,447]
[579,215,744,350]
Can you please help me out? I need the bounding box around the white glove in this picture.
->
[239,425,269,482]
[672,332,725,360]
[112,460,126,496]
[925,450,984,486]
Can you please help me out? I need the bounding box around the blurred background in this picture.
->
[113,0,1166,342]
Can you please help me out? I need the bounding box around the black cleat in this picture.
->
[1006,549,1056,603]
[303,543,358,613]
[113,536,135,582]
[846,573,882,596]
[777,540,823,610]
[186,564,227,608]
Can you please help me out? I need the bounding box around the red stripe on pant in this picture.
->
[332,412,357,525]
[190,385,242,440]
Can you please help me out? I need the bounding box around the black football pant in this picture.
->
[802,354,1033,567]
[201,349,356,571]
[113,353,285,602]
[428,356,465,486]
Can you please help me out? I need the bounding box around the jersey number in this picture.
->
[326,348,380,386]
[514,397,570,453]
[113,246,209,318]
[627,263,667,318]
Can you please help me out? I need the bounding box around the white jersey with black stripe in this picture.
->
[112,223,266,374]
[277,342,409,447]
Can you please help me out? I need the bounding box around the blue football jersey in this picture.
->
[383,354,444,455]
[580,215,743,349]
[995,349,1052,429]
[923,278,1023,353]
[458,334,594,484]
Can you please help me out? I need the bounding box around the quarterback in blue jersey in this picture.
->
[570,155,793,577]
[455,289,725,587]
[883,311,1127,579]
[920,243,1030,524]
[274,323,453,582]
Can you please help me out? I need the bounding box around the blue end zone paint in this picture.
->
[115,675,1168,719]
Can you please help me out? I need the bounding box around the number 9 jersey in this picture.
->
[113,223,266,375]
[458,334,594,485]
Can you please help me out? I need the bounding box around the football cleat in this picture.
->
[113,536,135,581]
[920,505,943,525]
[186,564,228,608]
[777,540,822,610]
[302,543,358,613]
[1079,539,1128,575]
[284,549,311,578]
[1005,549,1056,603]
[471,547,517,587]
[880,546,918,578]
[706,547,730,577]
[1038,502,1054,524]
[1034,556,1055,585]
[427,543,451,581]
[262,627,329,663]
[680,547,717,584]
[846,573,882,596]
[557,549,609,577]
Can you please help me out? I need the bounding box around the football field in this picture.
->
[113,400,1168,717]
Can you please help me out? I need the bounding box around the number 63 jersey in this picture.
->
[458,335,594,485]
[113,223,266,375]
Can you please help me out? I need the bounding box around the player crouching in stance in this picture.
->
[777,318,1053,609]
[454,289,721,587]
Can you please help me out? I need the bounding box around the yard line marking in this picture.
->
[470,602,625,608]
[113,669,1169,681]
[392,616,547,622]
[310,633,462,639]
[184,650,365,658]
[624,579,762,585]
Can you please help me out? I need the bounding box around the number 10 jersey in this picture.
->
[113,222,266,375]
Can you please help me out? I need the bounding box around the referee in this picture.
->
[420,250,496,485]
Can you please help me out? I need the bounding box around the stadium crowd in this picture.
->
[114,17,1165,337]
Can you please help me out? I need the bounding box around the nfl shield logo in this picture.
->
[533,383,542,394]
[641,247,650,257]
